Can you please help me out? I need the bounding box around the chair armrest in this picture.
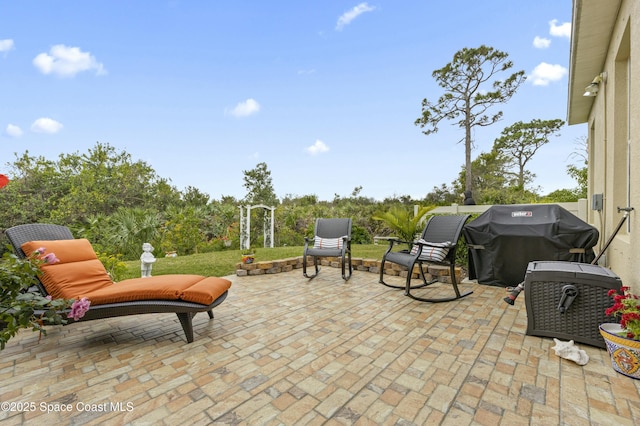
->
[415,240,454,248]
[381,237,412,255]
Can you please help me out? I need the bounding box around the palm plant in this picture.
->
[107,207,161,259]
[372,205,433,249]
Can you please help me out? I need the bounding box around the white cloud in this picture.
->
[549,19,571,38]
[336,3,376,31]
[533,36,551,49]
[306,139,329,155]
[227,98,261,117]
[5,124,23,137]
[0,39,14,54]
[33,44,106,77]
[529,62,568,86]
[31,117,63,134]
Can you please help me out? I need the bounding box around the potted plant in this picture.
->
[600,286,640,379]
[0,247,90,350]
[240,249,255,264]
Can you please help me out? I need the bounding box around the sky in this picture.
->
[0,1,584,202]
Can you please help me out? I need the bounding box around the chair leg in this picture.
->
[303,254,319,279]
[404,263,437,296]
[207,310,214,319]
[404,262,473,303]
[379,258,429,290]
[341,251,352,281]
[176,312,195,343]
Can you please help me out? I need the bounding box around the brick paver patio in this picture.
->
[1,269,639,425]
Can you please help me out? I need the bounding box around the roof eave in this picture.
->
[567,0,621,125]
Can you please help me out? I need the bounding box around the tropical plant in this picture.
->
[106,207,161,260]
[372,205,433,249]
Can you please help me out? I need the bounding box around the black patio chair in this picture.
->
[303,218,352,281]
[379,214,472,302]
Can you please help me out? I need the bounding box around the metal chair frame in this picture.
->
[379,215,473,302]
[303,218,353,281]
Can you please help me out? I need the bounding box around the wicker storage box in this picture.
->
[524,261,621,348]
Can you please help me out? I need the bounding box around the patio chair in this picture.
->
[303,218,352,280]
[379,214,472,302]
[5,223,231,343]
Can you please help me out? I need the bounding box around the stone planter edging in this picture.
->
[235,256,461,283]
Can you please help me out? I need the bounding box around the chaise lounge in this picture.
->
[5,223,231,343]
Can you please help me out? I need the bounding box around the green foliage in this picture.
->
[0,142,183,234]
[161,206,207,256]
[242,162,278,248]
[243,162,277,206]
[0,249,81,350]
[567,164,587,196]
[106,207,162,260]
[96,252,127,282]
[350,225,372,244]
[493,118,565,189]
[424,183,460,206]
[373,205,433,249]
[50,142,161,223]
[540,188,583,203]
[0,142,586,271]
[453,150,510,203]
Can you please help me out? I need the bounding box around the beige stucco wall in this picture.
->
[585,0,639,290]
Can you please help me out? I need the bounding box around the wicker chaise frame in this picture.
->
[5,223,229,343]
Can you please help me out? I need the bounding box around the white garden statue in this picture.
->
[140,242,156,278]
[551,338,590,365]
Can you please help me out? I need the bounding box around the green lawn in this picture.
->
[120,244,392,279]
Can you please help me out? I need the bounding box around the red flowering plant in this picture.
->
[605,287,640,340]
[0,247,90,349]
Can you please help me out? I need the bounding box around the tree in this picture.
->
[50,142,161,223]
[567,135,588,198]
[182,186,210,207]
[423,184,458,206]
[242,162,277,247]
[242,162,277,206]
[414,45,525,193]
[493,119,564,190]
[453,150,509,203]
[0,152,65,227]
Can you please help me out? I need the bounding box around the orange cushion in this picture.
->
[21,239,113,299]
[81,275,231,306]
[22,238,98,263]
[181,276,232,305]
[21,239,232,306]
[81,275,204,305]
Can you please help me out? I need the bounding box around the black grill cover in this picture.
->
[463,204,599,287]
